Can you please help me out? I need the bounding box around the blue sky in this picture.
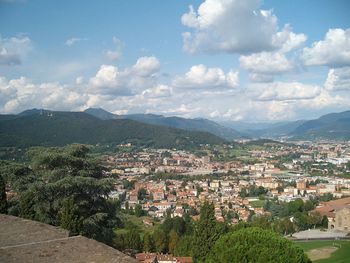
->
[0,0,350,121]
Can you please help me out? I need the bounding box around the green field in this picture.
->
[295,240,350,263]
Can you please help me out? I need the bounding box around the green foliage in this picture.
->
[153,228,167,253]
[239,185,267,198]
[0,111,225,149]
[192,202,226,263]
[143,232,155,252]
[137,188,147,200]
[168,229,180,254]
[174,235,193,257]
[135,204,145,217]
[207,227,311,263]
[114,229,142,252]
[5,144,118,245]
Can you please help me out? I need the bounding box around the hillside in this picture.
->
[0,110,225,148]
[85,108,243,140]
[290,110,350,140]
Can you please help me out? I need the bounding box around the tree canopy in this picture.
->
[207,227,311,263]
[2,144,118,244]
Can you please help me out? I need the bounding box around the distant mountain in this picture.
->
[290,110,350,140]
[84,107,116,120]
[0,109,225,148]
[84,108,243,141]
[220,110,350,140]
[219,120,307,138]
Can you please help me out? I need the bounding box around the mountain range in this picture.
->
[84,108,243,140]
[0,108,349,149]
[220,110,350,140]
[0,109,225,149]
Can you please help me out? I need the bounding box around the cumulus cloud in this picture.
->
[0,35,31,66]
[173,64,239,89]
[251,82,321,101]
[0,76,86,113]
[181,0,306,54]
[301,28,350,67]
[132,56,160,77]
[105,37,123,61]
[325,67,350,91]
[89,65,122,90]
[240,52,293,74]
[88,56,161,95]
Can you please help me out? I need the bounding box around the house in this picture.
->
[314,197,350,231]
[135,253,192,263]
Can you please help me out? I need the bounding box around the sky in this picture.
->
[0,0,350,122]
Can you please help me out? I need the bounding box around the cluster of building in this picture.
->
[107,141,350,225]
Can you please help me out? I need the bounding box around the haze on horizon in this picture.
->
[0,0,349,122]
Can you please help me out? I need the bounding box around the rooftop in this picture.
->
[0,214,138,263]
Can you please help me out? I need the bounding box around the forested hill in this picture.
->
[84,107,243,141]
[0,110,225,148]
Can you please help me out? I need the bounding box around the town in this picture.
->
[107,140,350,224]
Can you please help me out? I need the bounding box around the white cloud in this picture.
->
[173,64,239,89]
[142,84,172,98]
[240,52,293,74]
[0,35,31,66]
[0,76,86,113]
[252,82,321,101]
[325,67,350,91]
[181,0,305,54]
[88,56,161,95]
[301,28,350,67]
[105,37,123,61]
[132,56,160,77]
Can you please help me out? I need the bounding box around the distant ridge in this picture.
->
[84,107,243,140]
[0,110,225,148]
[220,110,350,140]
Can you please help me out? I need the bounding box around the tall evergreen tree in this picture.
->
[15,144,118,244]
[192,202,224,263]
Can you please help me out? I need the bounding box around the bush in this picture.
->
[207,227,311,263]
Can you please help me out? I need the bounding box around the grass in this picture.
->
[295,240,350,263]
[250,200,266,208]
[115,213,159,235]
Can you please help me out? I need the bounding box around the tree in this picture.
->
[135,204,144,217]
[16,145,118,245]
[207,227,311,263]
[153,228,167,253]
[143,232,155,252]
[174,235,193,257]
[127,229,142,251]
[138,188,147,201]
[168,229,180,254]
[192,202,224,263]
[0,174,7,214]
